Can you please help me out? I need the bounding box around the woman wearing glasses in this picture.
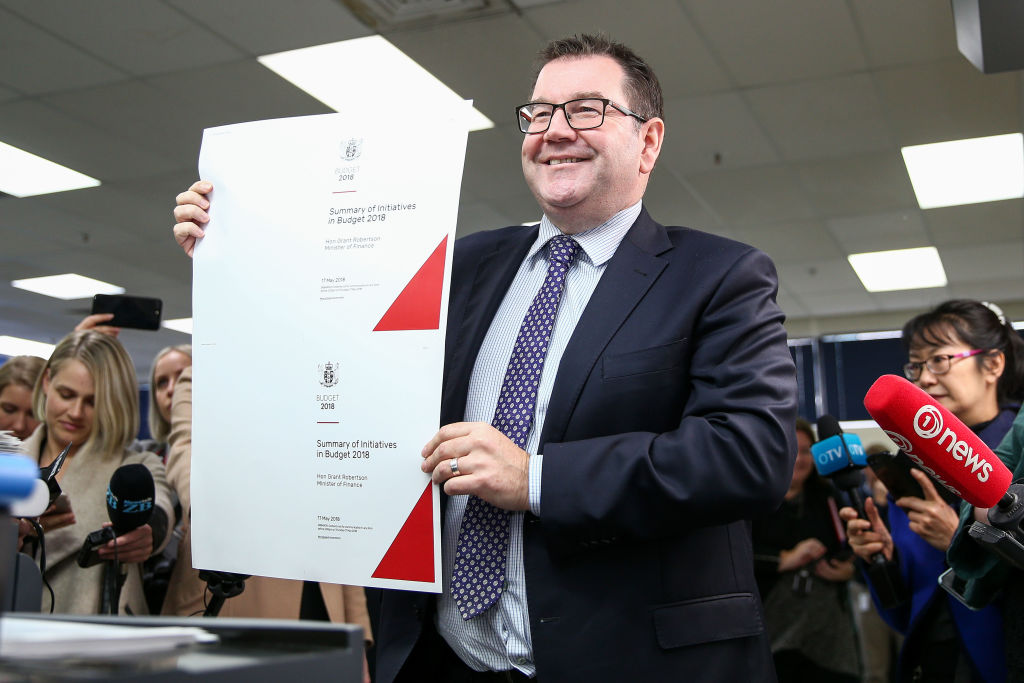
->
[842,299,1024,683]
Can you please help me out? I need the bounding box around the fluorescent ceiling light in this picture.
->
[162,318,193,335]
[0,336,56,358]
[258,36,494,132]
[848,247,947,292]
[902,133,1024,209]
[11,274,124,300]
[0,141,100,198]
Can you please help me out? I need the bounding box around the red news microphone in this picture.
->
[865,375,1024,571]
[863,374,1012,508]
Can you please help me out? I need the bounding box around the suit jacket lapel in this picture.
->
[442,226,538,429]
[539,210,672,447]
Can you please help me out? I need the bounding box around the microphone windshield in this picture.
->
[0,453,43,508]
[106,464,154,535]
[811,414,867,475]
[816,415,842,440]
[863,374,1012,507]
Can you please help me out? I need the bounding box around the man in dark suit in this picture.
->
[174,34,796,683]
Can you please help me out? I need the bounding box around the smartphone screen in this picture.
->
[91,294,162,330]
[867,451,925,500]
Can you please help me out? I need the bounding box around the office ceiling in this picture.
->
[1,0,1022,379]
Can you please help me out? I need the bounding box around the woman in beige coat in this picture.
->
[25,331,175,614]
[161,366,372,679]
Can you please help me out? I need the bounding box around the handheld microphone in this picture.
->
[105,464,155,535]
[77,464,154,568]
[0,454,40,510]
[812,416,867,513]
[864,374,1024,569]
[863,375,1012,508]
[813,414,906,607]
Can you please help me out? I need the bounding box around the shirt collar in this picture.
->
[529,201,642,267]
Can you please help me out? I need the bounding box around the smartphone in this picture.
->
[51,493,72,515]
[91,294,162,331]
[867,450,925,500]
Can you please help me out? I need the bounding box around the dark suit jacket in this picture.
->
[376,207,797,682]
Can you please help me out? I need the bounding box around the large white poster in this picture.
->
[189,109,469,592]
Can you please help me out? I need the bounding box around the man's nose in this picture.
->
[543,106,576,140]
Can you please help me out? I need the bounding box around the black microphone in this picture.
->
[813,414,906,608]
[106,464,155,535]
[77,464,154,568]
[813,415,868,517]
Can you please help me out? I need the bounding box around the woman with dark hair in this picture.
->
[754,418,860,682]
[842,299,1023,682]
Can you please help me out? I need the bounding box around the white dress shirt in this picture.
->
[437,202,642,675]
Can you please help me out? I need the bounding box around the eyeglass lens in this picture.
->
[519,99,606,133]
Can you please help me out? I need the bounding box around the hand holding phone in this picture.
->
[91,294,162,331]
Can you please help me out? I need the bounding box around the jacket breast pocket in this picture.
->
[602,338,689,381]
[653,593,764,649]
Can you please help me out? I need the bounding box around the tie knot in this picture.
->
[547,235,580,268]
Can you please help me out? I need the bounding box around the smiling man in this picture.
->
[173,33,797,683]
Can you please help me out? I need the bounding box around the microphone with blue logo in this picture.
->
[77,464,155,614]
[813,414,906,608]
[811,415,868,518]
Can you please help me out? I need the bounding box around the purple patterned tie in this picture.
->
[451,234,580,620]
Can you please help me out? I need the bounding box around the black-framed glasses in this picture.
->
[515,98,648,134]
[903,349,986,381]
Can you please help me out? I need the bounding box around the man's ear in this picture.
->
[639,117,664,175]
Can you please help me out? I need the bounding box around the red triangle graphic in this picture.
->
[371,482,435,582]
[374,236,448,331]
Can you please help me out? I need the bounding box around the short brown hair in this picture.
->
[535,33,664,122]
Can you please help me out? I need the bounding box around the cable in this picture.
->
[27,519,56,613]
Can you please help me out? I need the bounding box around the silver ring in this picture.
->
[449,458,460,476]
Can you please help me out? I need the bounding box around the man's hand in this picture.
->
[75,313,120,338]
[895,469,959,551]
[840,497,893,561]
[778,538,826,572]
[173,180,213,257]
[98,523,153,563]
[421,422,530,511]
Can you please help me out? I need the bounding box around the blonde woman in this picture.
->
[134,344,192,459]
[0,355,45,440]
[24,330,175,614]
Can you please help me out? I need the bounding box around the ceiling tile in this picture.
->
[796,289,878,317]
[0,99,180,181]
[525,0,732,97]
[776,257,865,296]
[827,210,929,253]
[683,0,866,86]
[732,220,843,265]
[923,199,1024,247]
[876,58,1020,146]
[949,278,1024,305]
[685,164,816,228]
[870,287,953,312]
[940,241,1024,282]
[745,73,894,161]
[796,151,917,217]
[388,14,540,126]
[849,0,959,67]
[661,91,780,174]
[168,0,371,56]
[644,171,727,236]
[0,6,124,94]
[6,0,244,77]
